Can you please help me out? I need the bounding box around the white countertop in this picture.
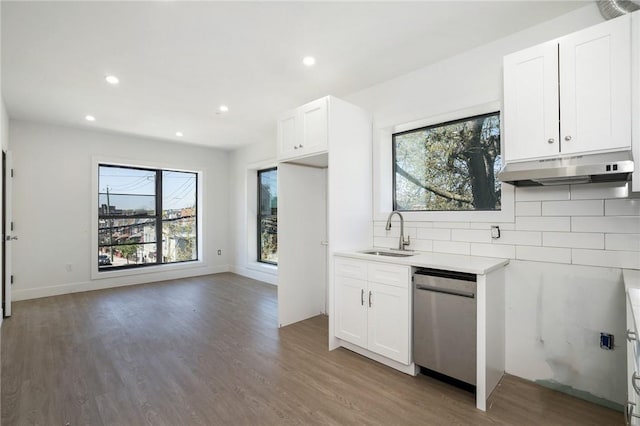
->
[334,249,509,275]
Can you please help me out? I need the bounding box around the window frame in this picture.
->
[372,101,514,223]
[92,159,203,279]
[391,111,501,213]
[257,167,277,265]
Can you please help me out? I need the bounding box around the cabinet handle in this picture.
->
[564,135,572,141]
[361,289,364,306]
[628,329,637,342]
[633,372,640,396]
[368,291,372,308]
[547,138,555,144]
[626,401,640,425]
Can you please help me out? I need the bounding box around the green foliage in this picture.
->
[118,244,137,264]
[394,113,501,211]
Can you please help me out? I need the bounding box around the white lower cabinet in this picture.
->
[334,256,410,365]
[626,282,640,425]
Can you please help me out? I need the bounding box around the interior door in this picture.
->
[277,163,327,327]
[3,151,13,317]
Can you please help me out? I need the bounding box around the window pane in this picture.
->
[98,243,157,269]
[163,170,196,219]
[393,112,501,211]
[258,169,277,264]
[99,218,157,246]
[162,217,197,263]
[99,166,156,216]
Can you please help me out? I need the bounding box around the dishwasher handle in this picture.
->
[415,283,475,299]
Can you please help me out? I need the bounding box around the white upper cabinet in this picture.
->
[504,14,632,162]
[277,97,328,161]
[632,11,640,192]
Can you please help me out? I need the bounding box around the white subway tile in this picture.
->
[605,234,640,251]
[516,246,571,264]
[542,232,604,249]
[451,229,492,243]
[541,200,603,217]
[516,217,571,232]
[416,228,451,241]
[516,186,570,202]
[515,202,541,216]
[432,222,470,229]
[572,249,640,269]
[470,243,515,259]
[410,239,433,252]
[404,221,434,229]
[433,240,471,255]
[374,225,417,239]
[493,230,542,246]
[605,199,640,216]
[572,217,640,233]
[570,182,629,200]
[373,237,398,249]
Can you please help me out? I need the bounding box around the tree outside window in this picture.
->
[393,112,501,211]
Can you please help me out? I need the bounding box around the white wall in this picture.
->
[340,3,633,407]
[9,120,230,300]
[228,139,278,284]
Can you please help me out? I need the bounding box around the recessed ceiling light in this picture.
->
[105,75,119,85]
[302,56,316,66]
[219,105,229,113]
[85,115,96,122]
[176,131,183,137]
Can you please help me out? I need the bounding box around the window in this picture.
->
[98,164,198,270]
[258,168,277,264]
[393,111,501,212]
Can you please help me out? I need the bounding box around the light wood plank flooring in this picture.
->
[1,273,622,425]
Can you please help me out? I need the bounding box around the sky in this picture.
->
[98,165,196,212]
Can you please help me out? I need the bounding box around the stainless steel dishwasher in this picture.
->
[413,267,477,385]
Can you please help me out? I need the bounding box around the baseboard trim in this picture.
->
[230,265,278,285]
[12,265,230,301]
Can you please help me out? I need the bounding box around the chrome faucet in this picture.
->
[385,211,410,251]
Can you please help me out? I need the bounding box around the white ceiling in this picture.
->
[2,1,587,150]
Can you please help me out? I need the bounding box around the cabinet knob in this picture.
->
[298,144,303,148]
[564,135,572,141]
[294,145,298,150]
[547,138,555,144]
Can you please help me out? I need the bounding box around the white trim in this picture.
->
[91,156,205,280]
[13,265,229,301]
[374,101,515,223]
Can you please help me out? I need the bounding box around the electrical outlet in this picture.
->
[217,249,222,255]
[491,225,500,239]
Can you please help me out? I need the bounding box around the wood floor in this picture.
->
[1,273,622,425]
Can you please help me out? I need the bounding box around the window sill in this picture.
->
[91,259,205,281]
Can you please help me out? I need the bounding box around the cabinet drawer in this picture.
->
[367,263,410,288]
[335,257,367,280]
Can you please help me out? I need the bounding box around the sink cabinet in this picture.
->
[334,256,411,365]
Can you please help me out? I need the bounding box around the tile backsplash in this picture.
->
[373,182,640,269]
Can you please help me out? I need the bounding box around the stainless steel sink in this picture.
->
[360,250,415,257]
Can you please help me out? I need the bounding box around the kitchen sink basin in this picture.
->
[360,250,415,257]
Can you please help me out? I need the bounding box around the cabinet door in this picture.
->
[334,275,368,348]
[367,282,409,364]
[559,15,631,155]
[298,97,328,156]
[503,40,560,161]
[277,109,298,161]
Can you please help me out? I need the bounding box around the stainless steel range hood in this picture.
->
[498,151,634,186]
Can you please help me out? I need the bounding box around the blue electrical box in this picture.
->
[600,333,614,350]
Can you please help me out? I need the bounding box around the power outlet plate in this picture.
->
[600,332,614,350]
